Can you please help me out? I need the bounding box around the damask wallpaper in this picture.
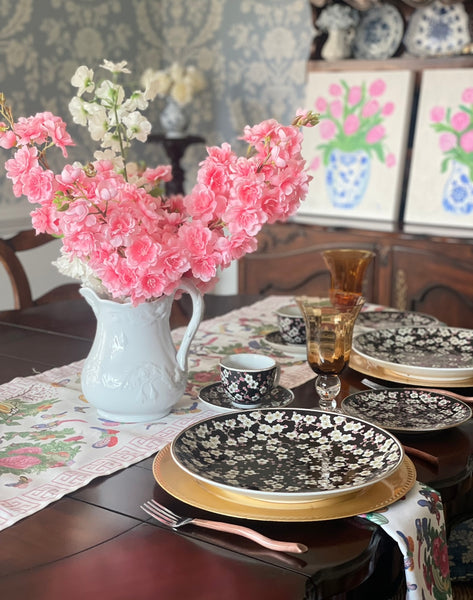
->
[0,0,314,233]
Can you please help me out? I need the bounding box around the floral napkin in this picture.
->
[360,481,452,600]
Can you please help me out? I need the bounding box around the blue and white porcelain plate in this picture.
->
[353,4,404,59]
[403,0,471,57]
[171,408,403,503]
[342,388,472,433]
[199,382,294,412]
[353,326,473,381]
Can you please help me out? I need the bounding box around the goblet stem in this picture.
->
[315,374,341,411]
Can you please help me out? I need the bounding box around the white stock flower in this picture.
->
[93,148,125,171]
[53,252,108,296]
[86,105,109,141]
[123,91,148,112]
[68,97,88,126]
[96,80,125,108]
[122,111,151,142]
[100,59,131,74]
[71,65,94,97]
[170,81,193,105]
[100,130,128,152]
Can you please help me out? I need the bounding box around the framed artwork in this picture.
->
[404,68,473,237]
[298,69,414,230]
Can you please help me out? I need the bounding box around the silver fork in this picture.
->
[141,499,308,554]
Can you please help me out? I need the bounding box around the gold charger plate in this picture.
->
[350,350,473,388]
[153,444,416,522]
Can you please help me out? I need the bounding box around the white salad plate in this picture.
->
[342,388,472,434]
[353,326,473,381]
[170,408,404,504]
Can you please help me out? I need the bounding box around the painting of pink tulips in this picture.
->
[299,70,414,229]
[405,69,473,237]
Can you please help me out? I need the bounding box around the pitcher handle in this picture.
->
[175,280,204,373]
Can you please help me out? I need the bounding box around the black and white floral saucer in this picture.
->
[264,331,307,358]
[199,382,294,412]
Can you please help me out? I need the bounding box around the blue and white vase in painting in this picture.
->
[326,149,371,209]
[442,160,473,215]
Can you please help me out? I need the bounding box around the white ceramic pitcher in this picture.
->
[80,280,203,423]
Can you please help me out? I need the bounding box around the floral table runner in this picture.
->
[0,295,452,599]
[0,295,307,530]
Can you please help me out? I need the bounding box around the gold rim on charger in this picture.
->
[153,444,416,522]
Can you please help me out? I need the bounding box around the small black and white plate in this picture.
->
[263,331,307,358]
[199,382,294,412]
[357,310,440,330]
[342,388,472,433]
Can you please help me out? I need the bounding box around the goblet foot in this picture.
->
[315,374,341,411]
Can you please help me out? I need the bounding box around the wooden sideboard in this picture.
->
[238,222,473,328]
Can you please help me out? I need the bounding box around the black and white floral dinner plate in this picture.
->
[357,310,440,330]
[342,388,472,433]
[199,382,294,412]
[353,326,473,381]
[263,331,307,358]
[170,408,403,503]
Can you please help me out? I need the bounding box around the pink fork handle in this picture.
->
[191,518,308,554]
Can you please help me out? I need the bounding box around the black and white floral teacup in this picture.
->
[276,304,306,345]
[219,353,280,408]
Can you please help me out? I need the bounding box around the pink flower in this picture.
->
[348,86,362,106]
[362,100,379,119]
[366,125,385,144]
[462,88,473,103]
[460,130,473,153]
[369,79,386,97]
[319,119,336,140]
[382,102,394,117]
[439,132,456,152]
[22,167,55,204]
[451,111,470,132]
[0,454,42,469]
[315,97,327,112]
[329,83,342,96]
[310,156,320,171]
[386,153,396,167]
[0,124,16,149]
[343,114,360,136]
[330,100,343,119]
[430,106,445,123]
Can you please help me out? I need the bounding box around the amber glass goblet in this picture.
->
[322,249,374,307]
[296,295,365,411]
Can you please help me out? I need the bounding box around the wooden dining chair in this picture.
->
[0,229,81,310]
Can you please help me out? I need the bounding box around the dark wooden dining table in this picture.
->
[0,295,472,600]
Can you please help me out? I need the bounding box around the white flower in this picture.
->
[122,91,148,112]
[71,65,95,97]
[85,105,108,141]
[100,59,131,74]
[53,252,108,296]
[93,148,124,170]
[141,68,171,101]
[140,63,205,106]
[95,80,125,108]
[68,97,88,126]
[122,111,151,142]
